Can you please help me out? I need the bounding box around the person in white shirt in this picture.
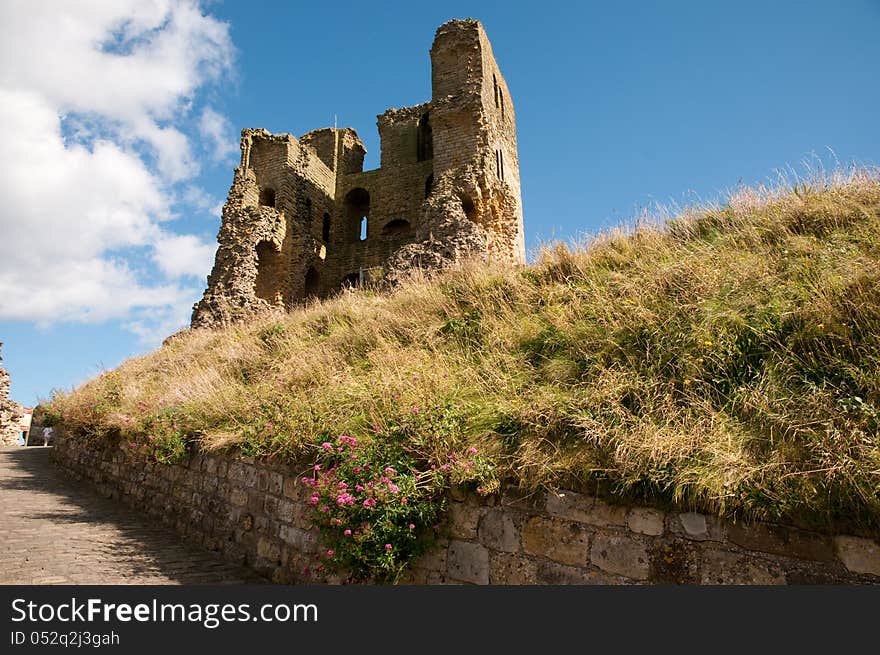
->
[41,426,53,447]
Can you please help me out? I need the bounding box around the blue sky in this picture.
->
[1,0,879,407]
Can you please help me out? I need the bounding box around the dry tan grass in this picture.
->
[47,167,880,529]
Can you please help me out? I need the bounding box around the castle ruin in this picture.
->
[191,19,524,327]
[0,343,24,447]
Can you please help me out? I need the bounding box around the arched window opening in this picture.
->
[259,187,276,208]
[322,213,331,242]
[254,240,283,303]
[382,218,411,237]
[342,187,370,243]
[493,74,499,108]
[461,196,477,222]
[417,113,433,162]
[304,267,320,299]
[424,173,434,199]
[305,197,312,219]
[500,88,505,119]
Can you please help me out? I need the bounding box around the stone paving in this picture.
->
[0,447,263,584]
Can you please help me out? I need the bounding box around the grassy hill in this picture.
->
[48,168,880,532]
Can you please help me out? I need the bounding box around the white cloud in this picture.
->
[199,106,238,163]
[0,1,233,344]
[152,234,216,279]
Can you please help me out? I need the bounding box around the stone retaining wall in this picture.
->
[52,428,880,585]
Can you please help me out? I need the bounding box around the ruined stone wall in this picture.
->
[192,19,525,329]
[0,343,24,447]
[52,428,880,585]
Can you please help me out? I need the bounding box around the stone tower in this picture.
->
[191,19,524,328]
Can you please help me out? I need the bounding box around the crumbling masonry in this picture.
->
[0,343,24,447]
[192,19,524,327]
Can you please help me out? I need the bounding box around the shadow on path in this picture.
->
[0,447,265,585]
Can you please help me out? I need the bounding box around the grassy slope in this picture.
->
[49,170,880,531]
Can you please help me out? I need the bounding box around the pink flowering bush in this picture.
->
[303,431,495,582]
[123,403,189,464]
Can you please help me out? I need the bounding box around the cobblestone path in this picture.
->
[0,447,263,584]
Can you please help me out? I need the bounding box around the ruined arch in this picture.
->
[304,267,320,299]
[382,218,411,237]
[343,187,370,242]
[254,240,283,303]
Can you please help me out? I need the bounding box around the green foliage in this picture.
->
[302,433,494,582]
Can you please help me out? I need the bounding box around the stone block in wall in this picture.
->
[648,539,701,584]
[545,490,628,527]
[267,471,284,496]
[669,512,726,542]
[447,540,490,584]
[500,486,546,513]
[627,507,665,536]
[489,551,537,584]
[409,537,449,576]
[590,533,651,580]
[833,536,880,576]
[279,524,318,555]
[522,516,589,567]
[478,508,520,553]
[700,549,786,585]
[447,500,483,540]
[535,561,625,585]
[726,521,835,562]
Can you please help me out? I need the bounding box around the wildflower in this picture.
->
[385,544,392,550]
[384,467,396,475]
[409,523,415,530]
[326,549,335,557]
[266,422,274,430]
[440,464,449,471]
[314,464,321,471]
[388,483,399,493]
[704,340,713,346]
[321,442,333,450]
[467,446,478,455]
[344,529,352,536]
[817,323,825,329]
[411,406,420,414]
[684,379,692,386]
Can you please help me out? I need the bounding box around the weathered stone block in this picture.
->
[447,500,483,540]
[627,507,665,536]
[257,536,281,562]
[834,536,880,576]
[701,549,786,585]
[728,522,834,562]
[536,561,624,585]
[590,534,651,580]
[522,516,589,566]
[229,488,248,507]
[489,552,537,584]
[447,540,489,584]
[545,491,628,527]
[670,512,726,542]
[478,509,520,553]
